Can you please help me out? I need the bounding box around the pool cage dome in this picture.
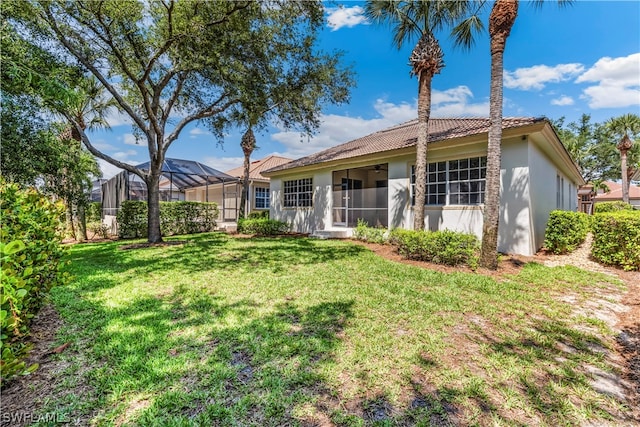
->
[101,158,240,221]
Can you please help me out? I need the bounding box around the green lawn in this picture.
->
[40,233,630,426]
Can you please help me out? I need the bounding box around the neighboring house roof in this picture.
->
[594,180,640,201]
[263,117,555,175]
[225,155,292,181]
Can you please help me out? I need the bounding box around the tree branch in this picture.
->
[62,112,145,179]
[161,95,239,156]
[42,5,149,134]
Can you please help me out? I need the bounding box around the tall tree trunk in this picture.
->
[620,150,629,204]
[66,202,76,239]
[146,172,163,243]
[480,0,518,270]
[76,203,87,241]
[239,127,256,220]
[413,70,433,231]
[238,152,251,219]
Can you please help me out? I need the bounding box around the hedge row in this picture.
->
[1,181,68,383]
[237,217,290,235]
[389,228,479,268]
[353,221,479,268]
[594,201,634,213]
[591,210,640,271]
[117,200,219,238]
[544,210,591,254]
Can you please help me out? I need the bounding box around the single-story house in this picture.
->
[262,117,584,256]
[184,155,292,218]
[593,180,640,208]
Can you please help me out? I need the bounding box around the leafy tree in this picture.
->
[1,13,102,240]
[12,0,354,243]
[480,0,571,269]
[364,0,484,230]
[553,114,618,183]
[606,113,640,203]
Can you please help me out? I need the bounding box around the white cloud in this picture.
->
[431,86,489,117]
[576,53,640,108]
[97,159,125,180]
[504,63,585,90]
[326,6,368,31]
[92,139,117,151]
[203,156,245,172]
[271,87,487,159]
[104,107,133,127]
[113,150,138,160]
[189,127,212,139]
[122,133,140,145]
[550,95,574,106]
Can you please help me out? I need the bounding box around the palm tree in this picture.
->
[479,0,519,269]
[61,76,114,240]
[239,125,257,218]
[606,113,640,204]
[364,0,483,230]
[479,0,571,269]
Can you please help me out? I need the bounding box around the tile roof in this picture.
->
[594,180,640,200]
[225,155,293,180]
[264,117,545,174]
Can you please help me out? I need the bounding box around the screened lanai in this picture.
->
[101,158,240,228]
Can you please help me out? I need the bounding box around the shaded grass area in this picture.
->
[36,233,630,426]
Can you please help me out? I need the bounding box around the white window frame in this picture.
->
[411,156,487,206]
[283,178,313,208]
[254,187,270,209]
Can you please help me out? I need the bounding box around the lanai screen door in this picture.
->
[332,165,388,228]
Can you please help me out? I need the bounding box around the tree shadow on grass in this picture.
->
[64,234,368,294]
[462,317,633,426]
[49,279,359,425]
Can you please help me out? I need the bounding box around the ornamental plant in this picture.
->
[0,181,68,383]
[591,211,640,271]
[543,210,591,254]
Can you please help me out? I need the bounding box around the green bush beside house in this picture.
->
[0,181,68,382]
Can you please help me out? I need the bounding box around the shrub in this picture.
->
[247,211,269,219]
[237,218,290,235]
[591,211,640,271]
[594,201,634,213]
[87,222,110,239]
[353,219,388,244]
[86,202,102,223]
[117,201,148,238]
[117,201,219,239]
[389,228,479,268]
[0,181,68,383]
[543,210,591,254]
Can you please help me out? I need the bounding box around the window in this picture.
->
[411,156,486,205]
[557,174,565,209]
[254,187,270,209]
[283,178,313,207]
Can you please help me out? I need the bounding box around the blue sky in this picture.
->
[90,1,640,178]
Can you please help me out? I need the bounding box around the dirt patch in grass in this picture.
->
[0,304,97,427]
